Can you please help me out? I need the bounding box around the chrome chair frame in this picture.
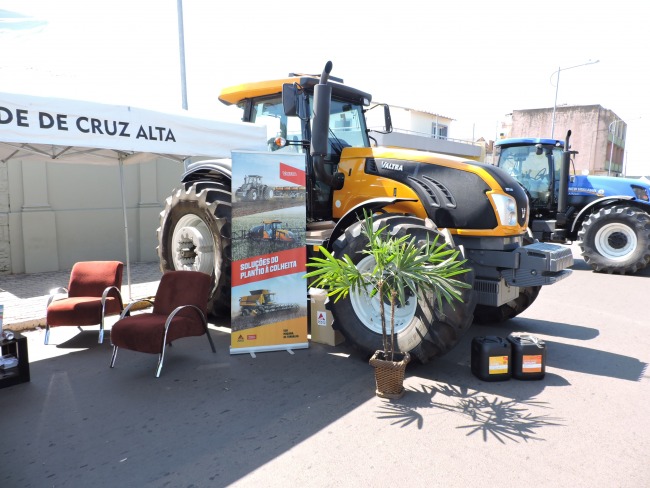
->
[45,285,124,345]
[109,301,216,378]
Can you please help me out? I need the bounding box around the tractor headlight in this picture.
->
[490,193,519,226]
[631,185,650,202]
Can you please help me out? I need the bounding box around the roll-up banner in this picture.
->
[230,151,308,355]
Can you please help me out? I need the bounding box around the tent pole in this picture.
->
[118,157,132,301]
[177,0,188,110]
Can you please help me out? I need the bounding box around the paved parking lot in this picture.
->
[1,249,648,487]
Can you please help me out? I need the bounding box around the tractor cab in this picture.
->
[219,72,391,222]
[495,138,564,217]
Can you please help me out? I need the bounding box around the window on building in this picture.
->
[431,123,448,139]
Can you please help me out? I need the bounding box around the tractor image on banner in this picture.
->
[230,151,308,354]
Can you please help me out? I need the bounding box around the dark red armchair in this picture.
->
[45,261,124,345]
[109,270,216,377]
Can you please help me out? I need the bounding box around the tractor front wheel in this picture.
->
[578,205,650,274]
[328,214,476,364]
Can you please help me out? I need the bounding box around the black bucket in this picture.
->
[470,336,511,381]
[507,333,546,380]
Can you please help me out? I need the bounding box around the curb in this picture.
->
[3,297,155,333]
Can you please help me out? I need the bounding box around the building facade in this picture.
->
[506,105,627,176]
[365,103,482,160]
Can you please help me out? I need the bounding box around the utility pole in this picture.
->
[550,60,599,138]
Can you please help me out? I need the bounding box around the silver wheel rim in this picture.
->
[171,214,216,273]
[349,255,417,334]
[594,222,637,261]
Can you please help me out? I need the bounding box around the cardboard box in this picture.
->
[309,288,345,346]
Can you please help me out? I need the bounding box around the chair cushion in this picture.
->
[47,297,121,326]
[153,271,210,317]
[68,261,123,301]
[111,313,205,354]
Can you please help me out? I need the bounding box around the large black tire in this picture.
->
[578,205,650,274]
[157,180,231,317]
[473,236,541,324]
[328,214,476,364]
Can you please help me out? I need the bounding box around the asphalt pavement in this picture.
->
[0,249,649,487]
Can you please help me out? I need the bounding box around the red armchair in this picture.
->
[109,270,216,377]
[45,261,124,345]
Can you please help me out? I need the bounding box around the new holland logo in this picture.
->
[381,161,403,171]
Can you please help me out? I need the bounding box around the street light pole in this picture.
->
[550,59,599,139]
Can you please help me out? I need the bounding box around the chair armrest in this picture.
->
[163,305,207,333]
[101,285,124,313]
[47,287,69,307]
[120,299,155,319]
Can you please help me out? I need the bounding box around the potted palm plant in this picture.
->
[305,211,470,399]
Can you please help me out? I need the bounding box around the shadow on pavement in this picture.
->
[506,317,600,341]
[0,328,376,487]
[374,383,564,443]
[368,311,648,442]
[571,256,650,278]
[542,340,648,382]
[471,319,646,382]
[2,311,646,484]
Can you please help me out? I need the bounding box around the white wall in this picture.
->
[2,157,183,274]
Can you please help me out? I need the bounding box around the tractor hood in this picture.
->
[569,174,650,202]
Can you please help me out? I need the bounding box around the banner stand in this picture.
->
[229,151,309,356]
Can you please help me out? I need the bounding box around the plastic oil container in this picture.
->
[470,336,511,381]
[507,333,546,380]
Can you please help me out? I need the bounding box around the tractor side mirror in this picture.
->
[282,84,299,117]
[383,104,393,133]
[311,83,332,159]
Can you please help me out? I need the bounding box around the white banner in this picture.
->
[0,92,266,159]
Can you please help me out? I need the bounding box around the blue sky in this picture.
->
[1,0,648,174]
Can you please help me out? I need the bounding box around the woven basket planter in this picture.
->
[369,350,411,399]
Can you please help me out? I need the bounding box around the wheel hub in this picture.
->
[594,222,637,260]
[171,214,216,273]
[348,255,417,335]
[607,232,627,250]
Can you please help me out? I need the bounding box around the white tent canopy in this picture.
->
[0,91,266,296]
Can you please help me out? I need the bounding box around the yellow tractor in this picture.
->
[158,61,573,362]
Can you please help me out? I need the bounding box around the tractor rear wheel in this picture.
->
[578,205,650,274]
[328,214,476,364]
[157,180,231,317]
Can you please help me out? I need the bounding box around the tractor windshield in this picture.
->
[317,97,370,157]
[496,144,562,208]
[246,95,370,157]
[249,97,304,153]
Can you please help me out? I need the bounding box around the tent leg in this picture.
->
[119,157,132,301]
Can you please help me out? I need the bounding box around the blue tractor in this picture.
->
[495,131,650,274]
